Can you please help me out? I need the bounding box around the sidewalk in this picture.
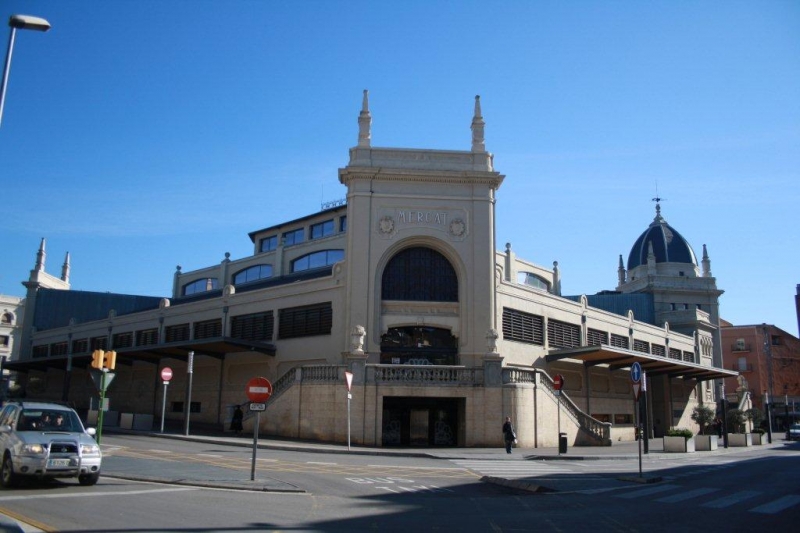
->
[102,425,795,485]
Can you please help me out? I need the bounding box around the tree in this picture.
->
[726,408,746,434]
[691,405,716,435]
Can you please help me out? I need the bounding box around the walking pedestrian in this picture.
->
[231,404,244,435]
[502,416,516,453]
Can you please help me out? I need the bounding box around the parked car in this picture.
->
[0,401,101,487]
[789,423,800,441]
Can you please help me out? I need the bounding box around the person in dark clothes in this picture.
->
[502,416,516,453]
[231,405,244,435]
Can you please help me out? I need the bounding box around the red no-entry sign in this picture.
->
[161,367,173,382]
[246,377,273,403]
[553,374,564,391]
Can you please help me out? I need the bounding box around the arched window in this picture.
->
[1,313,12,325]
[291,250,344,272]
[233,264,273,285]
[381,247,458,302]
[183,278,219,296]
[517,272,550,291]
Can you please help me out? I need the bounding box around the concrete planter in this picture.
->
[663,435,695,453]
[751,433,765,445]
[728,433,752,447]
[695,434,718,451]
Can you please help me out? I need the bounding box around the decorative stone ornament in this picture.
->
[350,325,366,354]
[378,216,395,236]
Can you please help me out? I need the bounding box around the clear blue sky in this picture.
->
[1,1,798,335]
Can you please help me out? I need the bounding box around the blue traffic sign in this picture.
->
[630,362,642,384]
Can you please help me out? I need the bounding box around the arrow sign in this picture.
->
[630,362,642,384]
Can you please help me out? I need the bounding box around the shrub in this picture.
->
[666,428,693,440]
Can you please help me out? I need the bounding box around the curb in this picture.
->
[480,476,554,493]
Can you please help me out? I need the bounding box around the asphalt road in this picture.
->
[0,434,797,532]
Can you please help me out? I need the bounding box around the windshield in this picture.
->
[18,409,83,432]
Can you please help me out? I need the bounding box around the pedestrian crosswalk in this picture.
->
[450,459,606,480]
[450,459,800,516]
[612,483,799,515]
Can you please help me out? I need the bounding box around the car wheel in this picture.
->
[1,455,19,488]
[78,473,99,486]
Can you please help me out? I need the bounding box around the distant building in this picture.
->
[721,322,800,429]
[0,294,24,398]
[6,94,735,446]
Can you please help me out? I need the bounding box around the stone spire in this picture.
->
[34,238,46,271]
[618,254,626,285]
[471,95,485,152]
[61,252,71,282]
[701,244,712,277]
[646,241,657,275]
[357,89,371,148]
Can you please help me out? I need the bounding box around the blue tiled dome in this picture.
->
[627,204,698,270]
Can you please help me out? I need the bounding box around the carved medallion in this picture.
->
[449,218,466,237]
[379,216,395,235]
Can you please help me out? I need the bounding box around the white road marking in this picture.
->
[655,487,719,503]
[750,495,800,514]
[306,462,337,465]
[0,487,197,502]
[701,490,761,509]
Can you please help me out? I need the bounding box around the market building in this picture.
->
[6,93,736,447]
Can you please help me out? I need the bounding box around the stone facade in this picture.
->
[8,95,735,447]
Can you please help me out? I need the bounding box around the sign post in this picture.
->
[345,371,353,451]
[183,351,194,436]
[246,377,272,481]
[160,367,173,433]
[554,374,564,454]
[631,362,643,477]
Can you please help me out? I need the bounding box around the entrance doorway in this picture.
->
[382,396,462,447]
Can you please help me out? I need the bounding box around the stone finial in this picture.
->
[701,244,712,277]
[61,252,71,282]
[350,324,366,354]
[553,260,562,296]
[357,89,371,148]
[35,238,46,271]
[471,95,485,152]
[617,254,626,285]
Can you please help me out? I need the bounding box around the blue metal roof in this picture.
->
[565,292,656,326]
[33,289,163,331]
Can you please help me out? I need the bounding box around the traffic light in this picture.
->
[91,350,104,369]
[103,350,117,370]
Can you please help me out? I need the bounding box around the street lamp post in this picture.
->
[0,14,51,127]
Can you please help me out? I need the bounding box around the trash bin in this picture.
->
[558,432,568,454]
